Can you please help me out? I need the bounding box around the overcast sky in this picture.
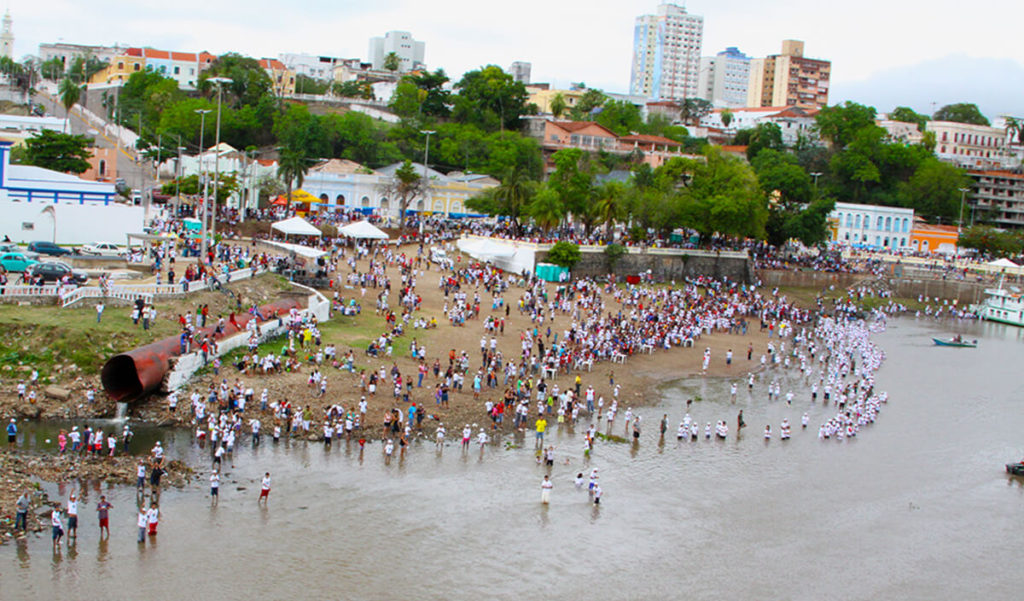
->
[8,0,1023,113]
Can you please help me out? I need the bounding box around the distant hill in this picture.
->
[831,54,1024,120]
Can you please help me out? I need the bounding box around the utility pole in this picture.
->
[208,77,232,253]
[420,129,435,217]
[195,108,211,259]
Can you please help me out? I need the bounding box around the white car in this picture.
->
[81,242,126,256]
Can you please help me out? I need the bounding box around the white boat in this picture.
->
[976,277,1024,327]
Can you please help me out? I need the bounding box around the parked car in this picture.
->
[25,261,89,285]
[0,243,39,260]
[81,242,126,256]
[0,252,38,273]
[27,241,72,256]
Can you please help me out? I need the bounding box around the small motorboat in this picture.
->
[1006,462,1024,476]
[933,337,977,348]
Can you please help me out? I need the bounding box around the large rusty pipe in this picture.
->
[101,299,302,402]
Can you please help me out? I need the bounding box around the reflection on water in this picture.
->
[3,318,1024,600]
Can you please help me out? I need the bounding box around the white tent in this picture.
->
[271,216,322,237]
[261,240,327,259]
[457,237,515,260]
[338,220,389,240]
[986,258,1019,268]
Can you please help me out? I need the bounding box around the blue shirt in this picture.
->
[7,423,17,435]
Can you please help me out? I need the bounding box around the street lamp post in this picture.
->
[175,145,186,219]
[420,129,435,218]
[195,108,212,259]
[207,77,233,258]
[957,187,970,255]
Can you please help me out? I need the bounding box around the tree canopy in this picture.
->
[23,130,93,174]
[933,102,990,126]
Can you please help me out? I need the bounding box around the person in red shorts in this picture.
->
[259,472,271,504]
[96,495,113,538]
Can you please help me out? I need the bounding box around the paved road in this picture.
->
[33,89,153,196]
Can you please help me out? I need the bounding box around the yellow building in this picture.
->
[259,58,296,96]
[89,52,145,84]
[527,87,585,116]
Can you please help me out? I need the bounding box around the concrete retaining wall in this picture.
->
[541,248,754,283]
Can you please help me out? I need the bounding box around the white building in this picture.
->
[38,42,126,69]
[629,2,704,101]
[926,120,1017,170]
[0,141,140,244]
[509,61,531,84]
[368,31,425,73]
[699,106,818,145]
[697,47,750,108]
[877,119,924,145]
[279,53,351,81]
[0,114,68,140]
[0,10,13,60]
[830,202,914,250]
[159,143,277,212]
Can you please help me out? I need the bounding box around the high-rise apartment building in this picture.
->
[509,61,531,85]
[697,46,750,108]
[368,31,425,73]
[629,2,704,101]
[747,40,830,109]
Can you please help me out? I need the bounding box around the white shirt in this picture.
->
[261,476,271,491]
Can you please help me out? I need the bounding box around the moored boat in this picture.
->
[1006,462,1024,476]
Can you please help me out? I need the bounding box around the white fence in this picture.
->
[1,266,271,307]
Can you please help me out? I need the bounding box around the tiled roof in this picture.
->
[549,121,617,136]
[143,48,170,59]
[620,134,682,146]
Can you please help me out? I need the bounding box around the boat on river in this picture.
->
[932,337,977,348]
[1006,462,1024,476]
[975,277,1024,327]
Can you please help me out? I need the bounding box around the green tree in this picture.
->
[547,148,597,232]
[958,225,1024,257]
[901,158,972,222]
[744,122,785,160]
[720,108,734,128]
[380,159,424,230]
[383,52,401,72]
[678,97,713,125]
[594,181,626,236]
[294,74,329,95]
[679,147,767,242]
[161,173,238,203]
[1003,117,1023,146]
[405,69,451,118]
[277,146,311,204]
[40,57,64,81]
[751,149,811,204]
[815,101,878,148]
[199,53,274,108]
[452,66,530,131]
[596,100,643,136]
[933,103,989,126]
[568,88,607,120]
[550,93,567,118]
[389,81,426,120]
[67,55,107,85]
[331,80,374,100]
[24,130,92,174]
[527,185,565,232]
[467,170,536,234]
[546,241,581,271]
[889,106,929,131]
[58,78,81,132]
[603,243,627,273]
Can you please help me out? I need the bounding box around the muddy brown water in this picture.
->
[3,318,1023,600]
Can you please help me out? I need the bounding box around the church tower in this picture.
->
[0,11,13,59]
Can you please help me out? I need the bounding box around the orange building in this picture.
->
[910,221,959,254]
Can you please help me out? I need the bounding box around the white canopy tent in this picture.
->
[271,216,322,237]
[457,237,516,260]
[261,240,327,259]
[986,258,1019,269]
[338,220,389,240]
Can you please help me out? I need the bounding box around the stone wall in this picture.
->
[538,247,754,283]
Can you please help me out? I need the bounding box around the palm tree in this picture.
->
[277,147,310,206]
[492,171,535,235]
[550,93,566,119]
[594,181,625,238]
[58,78,80,133]
[1004,117,1023,146]
[527,186,564,234]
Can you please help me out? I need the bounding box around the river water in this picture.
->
[3,317,1023,600]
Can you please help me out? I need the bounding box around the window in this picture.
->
[134,63,140,71]
[336,194,345,205]
[902,218,909,233]
[319,194,328,202]
[98,160,106,176]
[174,66,180,74]
[876,216,883,229]
[900,238,906,247]
[845,214,852,227]
[855,214,861,228]
[885,216,891,231]
[360,196,369,207]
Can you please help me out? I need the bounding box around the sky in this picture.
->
[7,0,1024,116]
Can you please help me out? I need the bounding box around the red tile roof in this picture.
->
[259,58,287,70]
[549,121,617,137]
[143,48,170,59]
[969,170,1024,179]
[126,48,143,57]
[620,134,682,147]
[170,51,197,61]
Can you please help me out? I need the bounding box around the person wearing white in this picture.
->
[540,475,553,504]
